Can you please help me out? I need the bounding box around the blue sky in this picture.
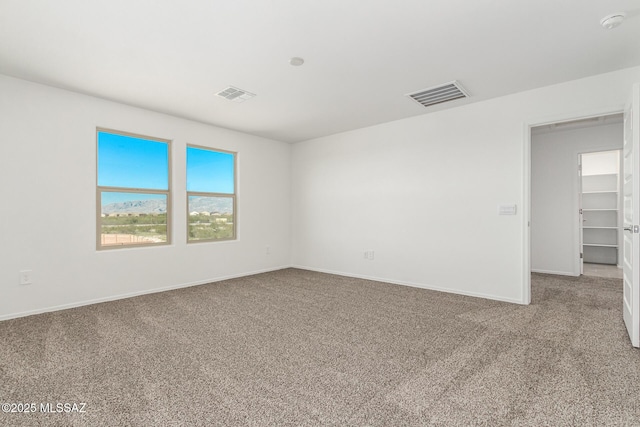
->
[187,146,234,194]
[98,131,235,205]
[98,131,169,189]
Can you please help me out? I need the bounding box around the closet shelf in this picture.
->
[581,159,620,265]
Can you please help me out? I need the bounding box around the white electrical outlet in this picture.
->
[364,250,375,260]
[266,246,271,255]
[19,270,33,285]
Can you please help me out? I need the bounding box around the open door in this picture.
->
[623,83,640,347]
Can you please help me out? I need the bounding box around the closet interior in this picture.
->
[581,150,622,266]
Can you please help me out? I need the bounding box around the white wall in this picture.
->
[582,150,620,176]
[0,75,291,320]
[531,126,622,276]
[292,66,640,304]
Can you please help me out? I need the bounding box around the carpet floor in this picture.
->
[1,269,639,426]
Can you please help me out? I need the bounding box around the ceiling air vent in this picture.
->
[216,86,256,103]
[407,81,469,108]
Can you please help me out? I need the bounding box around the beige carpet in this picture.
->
[1,269,639,426]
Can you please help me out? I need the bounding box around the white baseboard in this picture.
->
[291,265,525,305]
[0,265,291,322]
[531,269,579,277]
[2,264,533,322]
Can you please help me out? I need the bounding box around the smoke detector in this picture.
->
[600,13,626,29]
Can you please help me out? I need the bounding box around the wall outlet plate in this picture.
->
[19,270,33,285]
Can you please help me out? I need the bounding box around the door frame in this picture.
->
[523,107,624,304]
[578,154,583,276]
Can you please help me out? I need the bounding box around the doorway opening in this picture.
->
[525,85,639,346]
[529,113,624,286]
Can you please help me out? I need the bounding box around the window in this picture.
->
[97,129,171,249]
[186,145,236,242]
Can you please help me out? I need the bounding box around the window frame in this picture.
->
[96,127,172,250]
[186,144,237,244]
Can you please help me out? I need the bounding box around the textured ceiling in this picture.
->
[0,0,639,143]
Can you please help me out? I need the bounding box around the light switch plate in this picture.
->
[498,204,517,215]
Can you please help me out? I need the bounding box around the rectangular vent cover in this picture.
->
[407,81,468,108]
[216,86,256,102]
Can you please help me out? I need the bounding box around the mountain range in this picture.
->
[102,196,233,214]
